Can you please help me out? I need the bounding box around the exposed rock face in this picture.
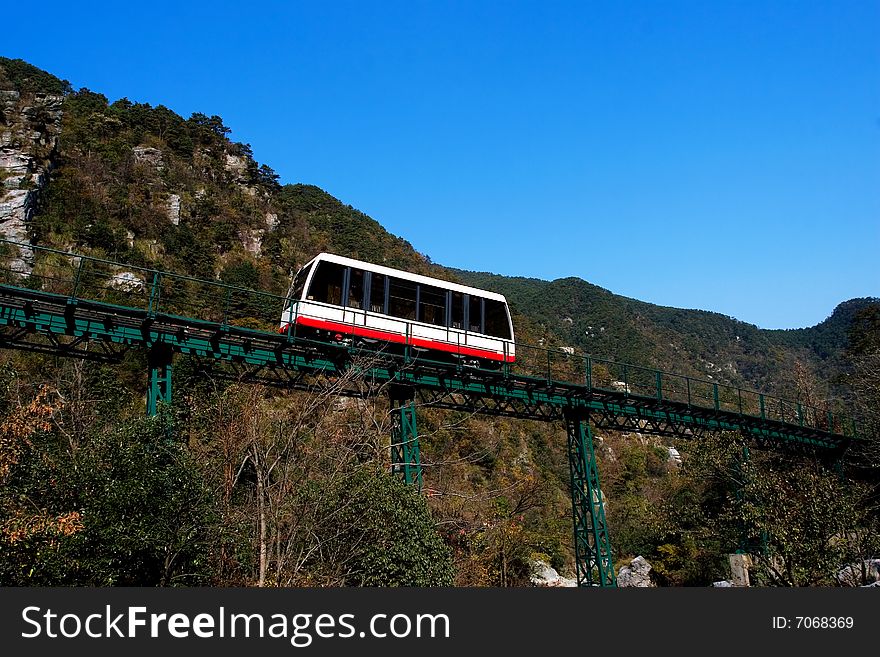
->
[0,150,31,179]
[265,212,279,230]
[617,556,655,587]
[530,559,577,587]
[166,193,181,225]
[593,434,616,463]
[133,145,163,170]
[109,271,145,293]
[224,152,260,197]
[241,228,264,255]
[224,153,248,182]
[0,89,63,274]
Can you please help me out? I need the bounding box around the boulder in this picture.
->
[837,559,880,587]
[617,556,655,587]
[530,559,577,587]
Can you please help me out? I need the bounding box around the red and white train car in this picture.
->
[279,253,515,366]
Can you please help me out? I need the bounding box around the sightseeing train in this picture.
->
[279,253,515,366]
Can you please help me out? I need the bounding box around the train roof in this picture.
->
[303,252,509,303]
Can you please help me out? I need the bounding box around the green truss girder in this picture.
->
[566,412,616,587]
[0,290,854,452]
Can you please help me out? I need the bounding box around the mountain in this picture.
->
[1,57,876,587]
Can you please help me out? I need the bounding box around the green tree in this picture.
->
[0,409,215,586]
[326,468,454,586]
[741,461,874,586]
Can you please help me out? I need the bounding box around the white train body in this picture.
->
[279,253,515,364]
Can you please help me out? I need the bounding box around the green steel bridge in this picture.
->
[0,240,861,587]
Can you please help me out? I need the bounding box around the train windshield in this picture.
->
[290,263,312,301]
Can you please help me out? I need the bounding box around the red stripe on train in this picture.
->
[278,317,515,363]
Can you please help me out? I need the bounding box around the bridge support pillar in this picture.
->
[389,387,421,490]
[147,343,173,416]
[565,411,616,587]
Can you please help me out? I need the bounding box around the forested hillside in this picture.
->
[1,58,877,587]
[455,270,878,399]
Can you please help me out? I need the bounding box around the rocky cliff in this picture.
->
[0,88,63,273]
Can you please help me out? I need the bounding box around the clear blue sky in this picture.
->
[4,1,878,329]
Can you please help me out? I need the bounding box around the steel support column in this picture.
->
[147,343,173,416]
[565,411,616,587]
[390,388,422,490]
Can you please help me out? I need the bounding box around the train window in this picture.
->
[291,263,312,300]
[468,295,483,333]
[347,268,365,309]
[450,292,464,329]
[307,261,344,305]
[388,277,417,320]
[485,299,511,339]
[419,284,447,327]
[369,272,387,313]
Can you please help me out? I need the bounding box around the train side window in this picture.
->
[347,268,365,309]
[450,292,464,329]
[485,299,511,339]
[369,273,387,313]
[307,261,345,305]
[388,277,417,320]
[468,295,483,333]
[419,284,447,327]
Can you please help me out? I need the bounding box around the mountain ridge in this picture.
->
[453,266,876,334]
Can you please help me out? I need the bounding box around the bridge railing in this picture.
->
[580,356,854,436]
[0,239,860,439]
[0,240,288,333]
